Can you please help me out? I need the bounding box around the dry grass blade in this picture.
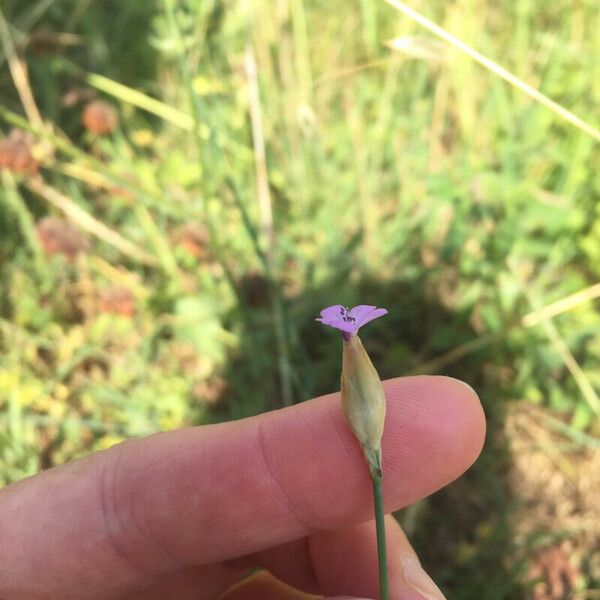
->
[245,42,274,260]
[522,282,600,327]
[509,261,600,416]
[55,162,115,190]
[384,0,600,143]
[412,281,600,375]
[539,410,600,449]
[84,70,195,131]
[408,333,498,375]
[314,59,390,87]
[385,35,447,62]
[26,177,157,267]
[244,38,293,408]
[56,57,195,129]
[90,257,150,299]
[0,7,43,127]
[531,316,600,416]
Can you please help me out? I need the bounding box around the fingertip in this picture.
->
[421,375,486,466]
[448,375,486,456]
[439,375,486,463]
[380,375,486,506]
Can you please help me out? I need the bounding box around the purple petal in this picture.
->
[315,304,360,333]
[349,305,388,328]
[317,305,346,323]
[316,303,388,335]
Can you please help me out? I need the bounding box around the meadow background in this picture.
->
[1,0,599,598]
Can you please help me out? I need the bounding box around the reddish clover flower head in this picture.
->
[316,304,388,336]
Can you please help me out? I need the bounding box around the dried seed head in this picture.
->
[0,129,39,175]
[191,376,228,408]
[82,100,118,136]
[62,87,97,108]
[179,222,210,260]
[98,287,136,317]
[341,334,386,477]
[36,216,89,260]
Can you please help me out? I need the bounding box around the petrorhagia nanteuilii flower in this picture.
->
[317,303,390,599]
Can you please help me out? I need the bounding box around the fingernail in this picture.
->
[402,556,446,600]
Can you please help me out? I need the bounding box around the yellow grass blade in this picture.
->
[522,283,600,328]
[0,7,43,127]
[509,261,600,416]
[384,0,600,142]
[84,71,194,130]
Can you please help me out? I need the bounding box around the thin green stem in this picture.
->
[371,455,389,600]
[162,0,295,406]
[163,0,209,203]
[166,7,291,408]
[224,177,293,405]
[0,171,44,267]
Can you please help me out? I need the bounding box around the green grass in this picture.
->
[1,0,599,596]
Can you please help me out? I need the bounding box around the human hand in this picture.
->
[0,376,485,600]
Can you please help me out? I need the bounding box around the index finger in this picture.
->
[0,376,485,600]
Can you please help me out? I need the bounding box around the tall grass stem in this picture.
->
[384,0,600,142]
[509,261,600,416]
[163,0,294,405]
[0,7,43,126]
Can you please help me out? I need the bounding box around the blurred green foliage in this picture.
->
[0,0,599,597]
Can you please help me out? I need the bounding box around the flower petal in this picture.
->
[315,304,360,333]
[349,305,388,328]
[317,304,346,322]
[316,304,388,335]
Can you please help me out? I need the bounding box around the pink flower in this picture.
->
[316,304,388,336]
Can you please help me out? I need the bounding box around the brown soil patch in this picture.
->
[506,403,600,598]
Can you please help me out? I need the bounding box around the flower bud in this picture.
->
[341,334,386,478]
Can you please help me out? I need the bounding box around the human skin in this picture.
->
[0,376,485,600]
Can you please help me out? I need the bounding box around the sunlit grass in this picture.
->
[0,0,599,596]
